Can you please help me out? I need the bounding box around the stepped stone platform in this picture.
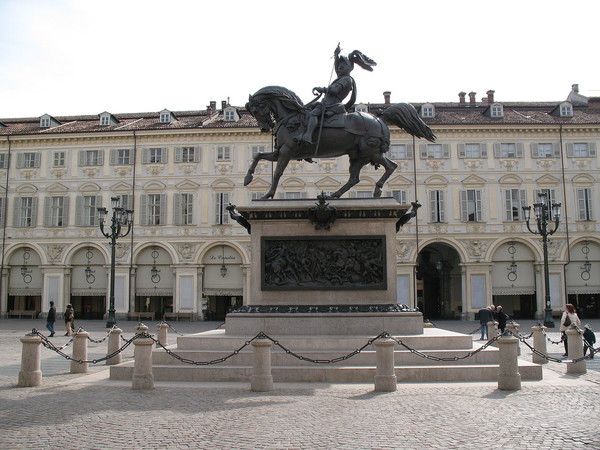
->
[109,326,543,383]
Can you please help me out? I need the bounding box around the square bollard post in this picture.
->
[497,334,521,390]
[531,325,548,365]
[374,338,397,392]
[71,331,89,373]
[566,328,586,374]
[251,338,273,392]
[18,335,43,387]
[106,327,123,366]
[488,321,498,343]
[132,335,155,390]
[156,323,169,348]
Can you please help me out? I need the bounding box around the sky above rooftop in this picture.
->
[0,0,598,118]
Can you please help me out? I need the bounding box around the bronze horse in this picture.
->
[244,86,435,199]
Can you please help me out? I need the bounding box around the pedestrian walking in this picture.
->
[496,305,509,333]
[583,324,596,359]
[560,303,581,357]
[64,304,75,336]
[478,306,493,340]
[45,301,56,337]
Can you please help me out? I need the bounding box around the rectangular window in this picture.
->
[18,197,35,227]
[534,189,559,220]
[100,116,110,126]
[224,110,235,121]
[429,190,445,222]
[110,149,132,165]
[391,190,408,204]
[181,147,196,163]
[160,112,171,123]
[573,143,591,157]
[18,152,40,168]
[251,192,266,200]
[251,145,266,159]
[504,189,526,221]
[491,105,503,117]
[47,196,67,227]
[0,153,7,168]
[494,143,524,158]
[215,192,230,225]
[389,144,412,160]
[560,105,573,117]
[148,194,162,225]
[420,144,449,159]
[0,197,5,227]
[79,150,103,166]
[149,148,164,163]
[174,193,194,225]
[53,152,65,167]
[577,188,593,221]
[83,196,98,226]
[285,192,305,199]
[460,190,483,222]
[40,117,50,127]
[533,143,555,158]
[422,106,434,118]
[217,146,231,161]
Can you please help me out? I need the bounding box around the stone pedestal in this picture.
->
[71,331,89,373]
[250,338,273,392]
[18,335,42,387]
[374,338,397,392]
[497,335,521,390]
[229,198,422,336]
[106,327,123,366]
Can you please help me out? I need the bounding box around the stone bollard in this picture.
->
[505,322,521,356]
[251,338,273,392]
[132,334,155,390]
[18,334,43,387]
[487,321,498,339]
[566,328,586,374]
[374,338,397,392]
[497,334,521,390]
[156,323,169,348]
[136,323,149,334]
[106,327,123,366]
[531,325,548,365]
[71,331,89,373]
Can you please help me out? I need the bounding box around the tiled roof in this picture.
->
[1,100,599,136]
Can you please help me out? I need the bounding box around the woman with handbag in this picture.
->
[560,303,580,357]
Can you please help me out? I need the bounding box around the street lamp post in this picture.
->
[98,197,133,328]
[522,192,561,328]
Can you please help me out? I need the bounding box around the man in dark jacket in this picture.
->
[479,306,493,340]
[46,300,56,337]
[583,324,596,359]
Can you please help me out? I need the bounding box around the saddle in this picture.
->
[323,111,386,139]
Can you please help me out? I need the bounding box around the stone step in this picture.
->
[110,360,542,383]
[150,347,501,366]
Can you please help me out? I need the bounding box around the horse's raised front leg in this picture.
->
[330,158,366,198]
[262,147,291,199]
[244,150,279,186]
[371,155,398,197]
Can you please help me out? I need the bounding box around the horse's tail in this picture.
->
[380,103,436,142]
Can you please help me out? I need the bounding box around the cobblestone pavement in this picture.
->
[1,318,600,449]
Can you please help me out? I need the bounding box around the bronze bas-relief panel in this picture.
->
[261,236,386,291]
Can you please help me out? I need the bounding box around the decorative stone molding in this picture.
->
[395,241,415,261]
[147,164,164,176]
[51,168,66,178]
[429,223,448,234]
[425,160,445,172]
[180,164,196,175]
[20,169,36,179]
[536,159,555,170]
[114,166,132,177]
[48,229,65,239]
[115,243,130,260]
[83,167,99,178]
[466,224,486,234]
[460,239,490,258]
[254,161,269,174]
[214,225,232,236]
[175,243,196,260]
[500,159,518,171]
[319,160,336,173]
[464,159,481,170]
[547,238,562,258]
[579,222,596,232]
[44,244,65,262]
[216,163,232,174]
[81,228,97,238]
[574,159,591,169]
[503,223,522,233]
[15,230,34,239]
[288,161,302,174]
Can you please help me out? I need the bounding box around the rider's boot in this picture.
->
[298,115,318,146]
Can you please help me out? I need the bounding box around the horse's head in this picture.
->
[246,95,273,133]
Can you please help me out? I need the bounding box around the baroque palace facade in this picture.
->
[0,86,599,322]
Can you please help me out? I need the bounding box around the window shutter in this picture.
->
[173,194,182,225]
[458,144,465,158]
[97,150,104,166]
[62,197,70,226]
[475,190,482,222]
[142,149,149,163]
[406,144,414,159]
[75,197,83,226]
[139,195,148,225]
[438,191,445,222]
[29,197,38,227]
[566,143,573,157]
[442,144,450,158]
[504,190,511,221]
[44,197,52,227]
[78,151,86,166]
[13,198,21,227]
[493,143,501,158]
[110,149,117,165]
[160,194,167,225]
[589,142,597,157]
[460,191,467,222]
[552,143,560,158]
[222,193,230,224]
[531,143,539,158]
[429,191,437,222]
[481,144,488,158]
[194,147,201,162]
[161,148,168,163]
[16,153,23,168]
[0,197,4,227]
[419,144,427,159]
[516,143,524,157]
[33,153,40,168]
[175,147,182,163]
[519,189,526,219]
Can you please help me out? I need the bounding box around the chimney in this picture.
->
[486,90,495,104]
[588,97,600,111]
[210,101,216,112]
[468,92,477,104]
[383,91,391,105]
[221,100,227,110]
[458,92,466,105]
[572,84,579,94]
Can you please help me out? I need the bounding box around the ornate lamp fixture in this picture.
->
[85,246,96,284]
[20,247,32,284]
[220,245,228,277]
[150,246,161,284]
[580,241,591,283]
[506,242,518,284]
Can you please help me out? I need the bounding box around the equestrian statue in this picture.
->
[244,44,436,199]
